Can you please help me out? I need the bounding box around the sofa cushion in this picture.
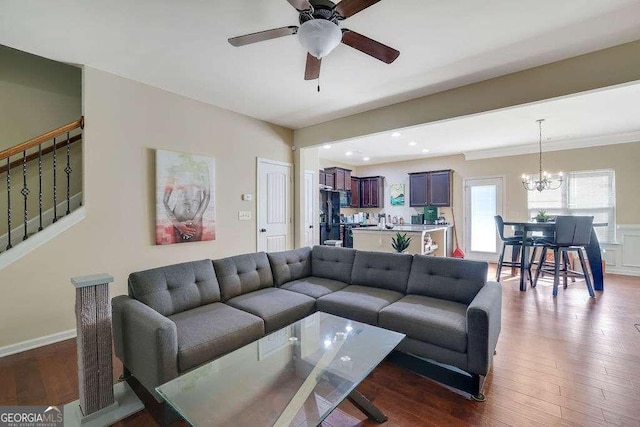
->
[268,247,312,287]
[351,251,413,294]
[169,303,264,372]
[128,260,220,316]
[407,255,488,305]
[213,252,274,301]
[316,285,403,326]
[379,295,468,353]
[225,288,316,333]
[280,277,349,299]
[311,246,356,284]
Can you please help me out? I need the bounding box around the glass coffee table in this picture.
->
[156,312,405,426]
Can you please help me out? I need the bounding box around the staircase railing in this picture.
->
[0,117,83,251]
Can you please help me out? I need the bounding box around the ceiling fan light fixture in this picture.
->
[297,19,342,59]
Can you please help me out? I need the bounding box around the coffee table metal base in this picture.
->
[348,389,388,423]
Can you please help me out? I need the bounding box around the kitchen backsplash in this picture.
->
[340,206,451,224]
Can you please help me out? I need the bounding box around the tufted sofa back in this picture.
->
[128,259,220,316]
[213,252,274,301]
[407,255,488,304]
[311,246,356,284]
[351,251,413,294]
[267,247,312,287]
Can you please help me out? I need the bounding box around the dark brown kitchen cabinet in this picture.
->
[409,170,452,207]
[409,173,428,207]
[325,172,335,189]
[359,176,384,208]
[350,177,360,208]
[427,170,452,206]
[324,167,351,190]
[319,170,326,186]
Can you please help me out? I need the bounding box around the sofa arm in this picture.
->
[466,281,502,376]
[112,295,179,399]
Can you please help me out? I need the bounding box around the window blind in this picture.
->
[527,169,616,243]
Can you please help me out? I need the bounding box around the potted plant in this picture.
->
[535,209,550,223]
[391,232,412,253]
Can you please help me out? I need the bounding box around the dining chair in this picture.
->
[532,216,595,297]
[494,215,534,283]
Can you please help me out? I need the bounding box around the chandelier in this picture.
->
[522,119,563,192]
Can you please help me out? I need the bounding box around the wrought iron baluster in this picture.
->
[65,132,72,215]
[52,137,57,223]
[21,150,29,240]
[6,157,11,250]
[38,143,43,231]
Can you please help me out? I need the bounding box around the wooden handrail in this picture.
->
[0,116,84,162]
[0,134,82,175]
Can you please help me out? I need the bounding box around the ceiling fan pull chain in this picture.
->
[317,74,321,92]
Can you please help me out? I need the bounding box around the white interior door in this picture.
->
[464,177,504,261]
[257,159,292,252]
[304,170,316,247]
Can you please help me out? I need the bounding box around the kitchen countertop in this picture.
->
[351,225,451,232]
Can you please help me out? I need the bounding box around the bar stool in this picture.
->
[532,216,595,297]
[494,215,534,283]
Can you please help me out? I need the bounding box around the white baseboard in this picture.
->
[0,206,86,271]
[0,191,83,250]
[606,267,640,277]
[0,328,76,358]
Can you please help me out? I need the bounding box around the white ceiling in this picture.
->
[317,82,640,165]
[1,0,640,130]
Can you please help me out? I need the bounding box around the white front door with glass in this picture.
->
[464,177,504,261]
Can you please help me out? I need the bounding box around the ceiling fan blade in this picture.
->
[228,26,298,47]
[304,54,321,80]
[286,0,312,11]
[341,29,399,64]
[336,0,381,18]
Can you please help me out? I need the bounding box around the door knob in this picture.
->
[260,228,267,233]
[309,225,314,229]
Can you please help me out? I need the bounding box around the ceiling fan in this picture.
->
[228,0,399,88]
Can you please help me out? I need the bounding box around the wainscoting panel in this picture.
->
[604,224,640,276]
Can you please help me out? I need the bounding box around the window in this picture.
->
[527,169,616,243]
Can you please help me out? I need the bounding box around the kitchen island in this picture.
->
[351,225,453,257]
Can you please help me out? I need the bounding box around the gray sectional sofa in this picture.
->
[112,246,501,401]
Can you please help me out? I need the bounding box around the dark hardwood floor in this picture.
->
[1,267,640,426]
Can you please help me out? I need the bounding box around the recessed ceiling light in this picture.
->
[345,151,353,156]
[363,157,370,161]
[408,141,417,146]
[322,144,331,149]
[391,132,402,138]
[422,149,430,153]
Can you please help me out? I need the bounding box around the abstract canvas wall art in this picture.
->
[155,149,215,245]
[390,183,405,206]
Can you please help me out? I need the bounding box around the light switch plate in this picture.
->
[242,194,253,201]
[238,211,252,220]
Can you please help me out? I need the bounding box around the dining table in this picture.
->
[503,221,605,292]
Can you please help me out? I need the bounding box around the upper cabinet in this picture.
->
[409,170,453,207]
[350,177,360,208]
[427,170,452,206]
[319,170,327,186]
[324,167,351,191]
[360,176,384,208]
[409,173,428,206]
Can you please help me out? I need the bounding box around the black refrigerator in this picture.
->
[319,190,341,244]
